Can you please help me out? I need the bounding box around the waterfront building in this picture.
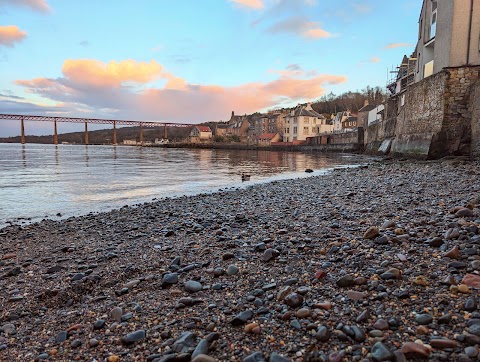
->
[283,103,333,142]
[415,0,480,81]
[256,133,281,146]
[189,126,213,143]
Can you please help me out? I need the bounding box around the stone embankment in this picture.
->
[1,158,480,361]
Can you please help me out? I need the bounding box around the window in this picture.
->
[304,127,309,134]
[313,118,317,124]
[305,117,309,123]
[430,0,437,39]
[293,126,298,134]
[424,60,434,78]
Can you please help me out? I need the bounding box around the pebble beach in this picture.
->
[1,158,480,362]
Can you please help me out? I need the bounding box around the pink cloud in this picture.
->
[229,0,264,9]
[0,25,27,47]
[15,59,347,122]
[303,27,332,39]
[2,0,51,13]
[384,43,413,49]
[267,17,331,40]
[62,59,163,88]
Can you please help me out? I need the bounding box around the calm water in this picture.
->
[0,143,370,228]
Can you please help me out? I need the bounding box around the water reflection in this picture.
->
[21,144,26,168]
[0,143,373,228]
[54,145,59,166]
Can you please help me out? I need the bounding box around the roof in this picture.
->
[342,116,357,123]
[292,105,325,118]
[257,133,278,140]
[196,126,212,132]
[358,104,376,113]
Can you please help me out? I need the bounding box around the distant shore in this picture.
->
[1,158,480,361]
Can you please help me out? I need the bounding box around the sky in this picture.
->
[0,0,420,137]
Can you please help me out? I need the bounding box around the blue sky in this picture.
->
[0,0,420,136]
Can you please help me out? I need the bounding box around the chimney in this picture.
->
[231,111,234,118]
[363,99,369,107]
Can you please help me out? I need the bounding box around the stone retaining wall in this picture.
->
[365,65,480,159]
[471,80,480,156]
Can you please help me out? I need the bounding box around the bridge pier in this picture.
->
[21,116,26,144]
[84,122,89,144]
[113,121,117,145]
[53,120,58,145]
[139,123,143,145]
[163,124,167,139]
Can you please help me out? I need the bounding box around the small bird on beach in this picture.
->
[241,173,250,182]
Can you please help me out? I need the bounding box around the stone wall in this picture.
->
[471,80,480,156]
[306,129,364,152]
[430,66,480,157]
[366,65,480,158]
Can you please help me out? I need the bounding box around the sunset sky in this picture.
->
[0,0,420,136]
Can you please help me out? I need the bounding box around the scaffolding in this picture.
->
[386,55,417,96]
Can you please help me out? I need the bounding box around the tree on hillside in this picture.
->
[312,86,386,114]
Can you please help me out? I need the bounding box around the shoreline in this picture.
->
[1,158,480,361]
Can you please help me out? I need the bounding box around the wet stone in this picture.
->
[430,339,458,349]
[226,265,239,275]
[231,310,253,326]
[371,341,393,362]
[284,293,303,308]
[162,273,179,287]
[172,331,196,353]
[93,319,105,330]
[70,339,82,348]
[263,249,279,262]
[316,326,330,342]
[111,307,122,322]
[415,314,433,325]
[464,298,477,312]
[185,280,203,293]
[336,275,355,287]
[56,331,68,343]
[468,324,480,336]
[121,330,146,345]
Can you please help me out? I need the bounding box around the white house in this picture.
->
[367,104,385,126]
[283,104,333,142]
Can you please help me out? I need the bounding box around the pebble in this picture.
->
[185,280,203,293]
[364,226,379,239]
[231,310,253,325]
[2,160,480,362]
[401,342,431,358]
[121,330,146,345]
[415,314,433,325]
[226,265,239,275]
[336,275,355,287]
[284,293,303,308]
[371,341,393,361]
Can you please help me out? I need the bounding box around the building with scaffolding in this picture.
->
[387,53,417,96]
[366,0,480,158]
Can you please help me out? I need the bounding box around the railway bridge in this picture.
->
[0,114,197,145]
